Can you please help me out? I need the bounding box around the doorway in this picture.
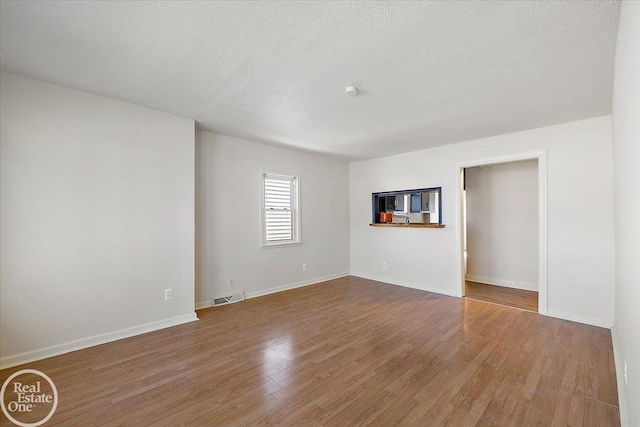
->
[464,159,538,311]
[456,151,548,314]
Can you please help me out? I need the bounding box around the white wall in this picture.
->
[0,73,196,368]
[195,131,350,306]
[611,2,640,426]
[350,116,615,327]
[465,160,538,291]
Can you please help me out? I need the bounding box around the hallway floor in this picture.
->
[465,281,538,312]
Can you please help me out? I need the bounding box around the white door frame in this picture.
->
[454,150,548,315]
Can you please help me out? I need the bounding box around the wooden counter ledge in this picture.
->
[369,223,445,228]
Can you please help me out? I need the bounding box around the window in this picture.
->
[261,171,301,248]
[372,187,442,224]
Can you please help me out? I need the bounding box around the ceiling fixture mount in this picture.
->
[345,86,358,97]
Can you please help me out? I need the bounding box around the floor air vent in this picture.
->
[212,292,245,307]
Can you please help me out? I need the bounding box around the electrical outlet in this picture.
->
[383,261,387,269]
[624,361,628,385]
[302,263,307,271]
[164,288,173,301]
[228,278,234,288]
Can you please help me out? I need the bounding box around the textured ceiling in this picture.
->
[0,1,620,160]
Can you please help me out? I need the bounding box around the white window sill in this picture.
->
[260,241,303,250]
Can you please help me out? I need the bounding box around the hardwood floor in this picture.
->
[465,281,539,312]
[1,276,619,426]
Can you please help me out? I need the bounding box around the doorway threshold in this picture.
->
[464,281,538,312]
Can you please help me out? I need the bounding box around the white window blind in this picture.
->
[262,173,299,246]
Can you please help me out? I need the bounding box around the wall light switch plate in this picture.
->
[624,361,628,385]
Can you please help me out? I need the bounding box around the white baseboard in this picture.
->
[546,308,613,329]
[465,274,537,292]
[195,300,212,310]
[349,271,457,297]
[611,324,629,427]
[195,272,350,310]
[0,313,199,370]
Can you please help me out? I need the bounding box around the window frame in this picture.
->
[260,170,302,249]
[371,187,442,224]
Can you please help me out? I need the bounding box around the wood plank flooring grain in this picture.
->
[0,276,619,426]
[465,281,539,312]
